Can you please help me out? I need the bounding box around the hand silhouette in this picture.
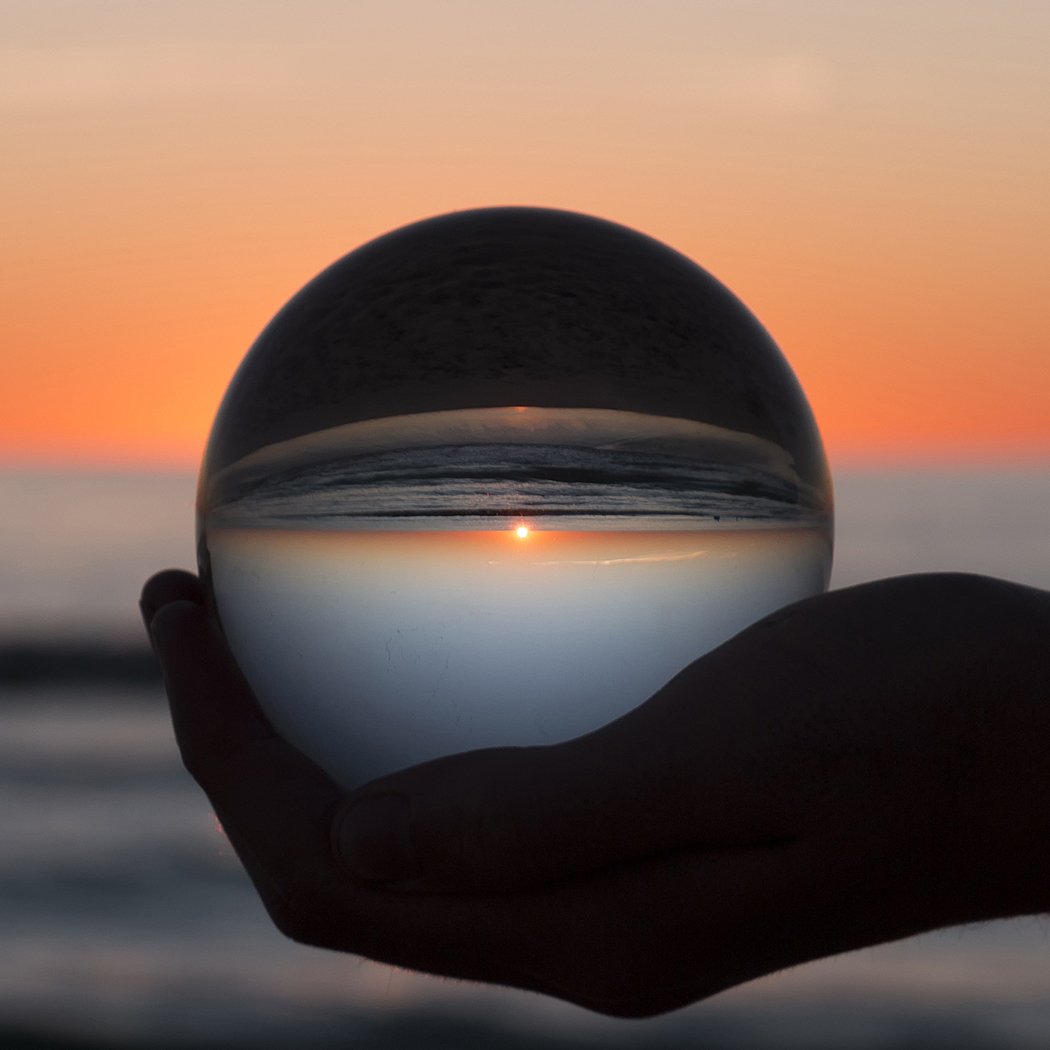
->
[141,569,1050,1017]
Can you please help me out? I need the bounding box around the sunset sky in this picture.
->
[3,0,1047,469]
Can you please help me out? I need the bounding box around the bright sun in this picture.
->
[515,525,530,539]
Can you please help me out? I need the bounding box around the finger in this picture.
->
[489,835,831,1016]
[148,593,344,918]
[140,568,204,637]
[332,803,970,1017]
[150,597,277,764]
[330,642,801,892]
[319,831,833,1018]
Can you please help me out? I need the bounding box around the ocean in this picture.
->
[206,441,825,531]
[1,466,1048,1049]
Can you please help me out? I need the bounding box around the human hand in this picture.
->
[141,570,1050,1016]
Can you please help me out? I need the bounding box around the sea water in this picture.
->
[207,524,831,787]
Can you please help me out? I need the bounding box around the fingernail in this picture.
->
[333,794,420,884]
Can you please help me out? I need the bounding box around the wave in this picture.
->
[208,443,826,529]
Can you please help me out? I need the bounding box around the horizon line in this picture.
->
[2,449,1048,476]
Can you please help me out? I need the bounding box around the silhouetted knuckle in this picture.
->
[177,736,235,796]
[267,890,331,947]
[173,736,213,788]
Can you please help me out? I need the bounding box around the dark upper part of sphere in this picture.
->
[205,207,826,485]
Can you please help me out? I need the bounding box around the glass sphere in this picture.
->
[198,207,833,789]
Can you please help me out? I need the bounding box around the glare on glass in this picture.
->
[198,208,833,789]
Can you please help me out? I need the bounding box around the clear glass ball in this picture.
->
[198,207,833,789]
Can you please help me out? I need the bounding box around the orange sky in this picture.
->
[2,1,1047,469]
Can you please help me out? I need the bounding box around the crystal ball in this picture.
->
[198,207,833,789]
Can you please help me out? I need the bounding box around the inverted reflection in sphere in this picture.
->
[198,208,833,789]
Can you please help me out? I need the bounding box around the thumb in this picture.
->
[329,659,796,893]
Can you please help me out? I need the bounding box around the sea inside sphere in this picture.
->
[198,207,833,789]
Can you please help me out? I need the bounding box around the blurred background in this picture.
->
[1,2,1048,1047]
